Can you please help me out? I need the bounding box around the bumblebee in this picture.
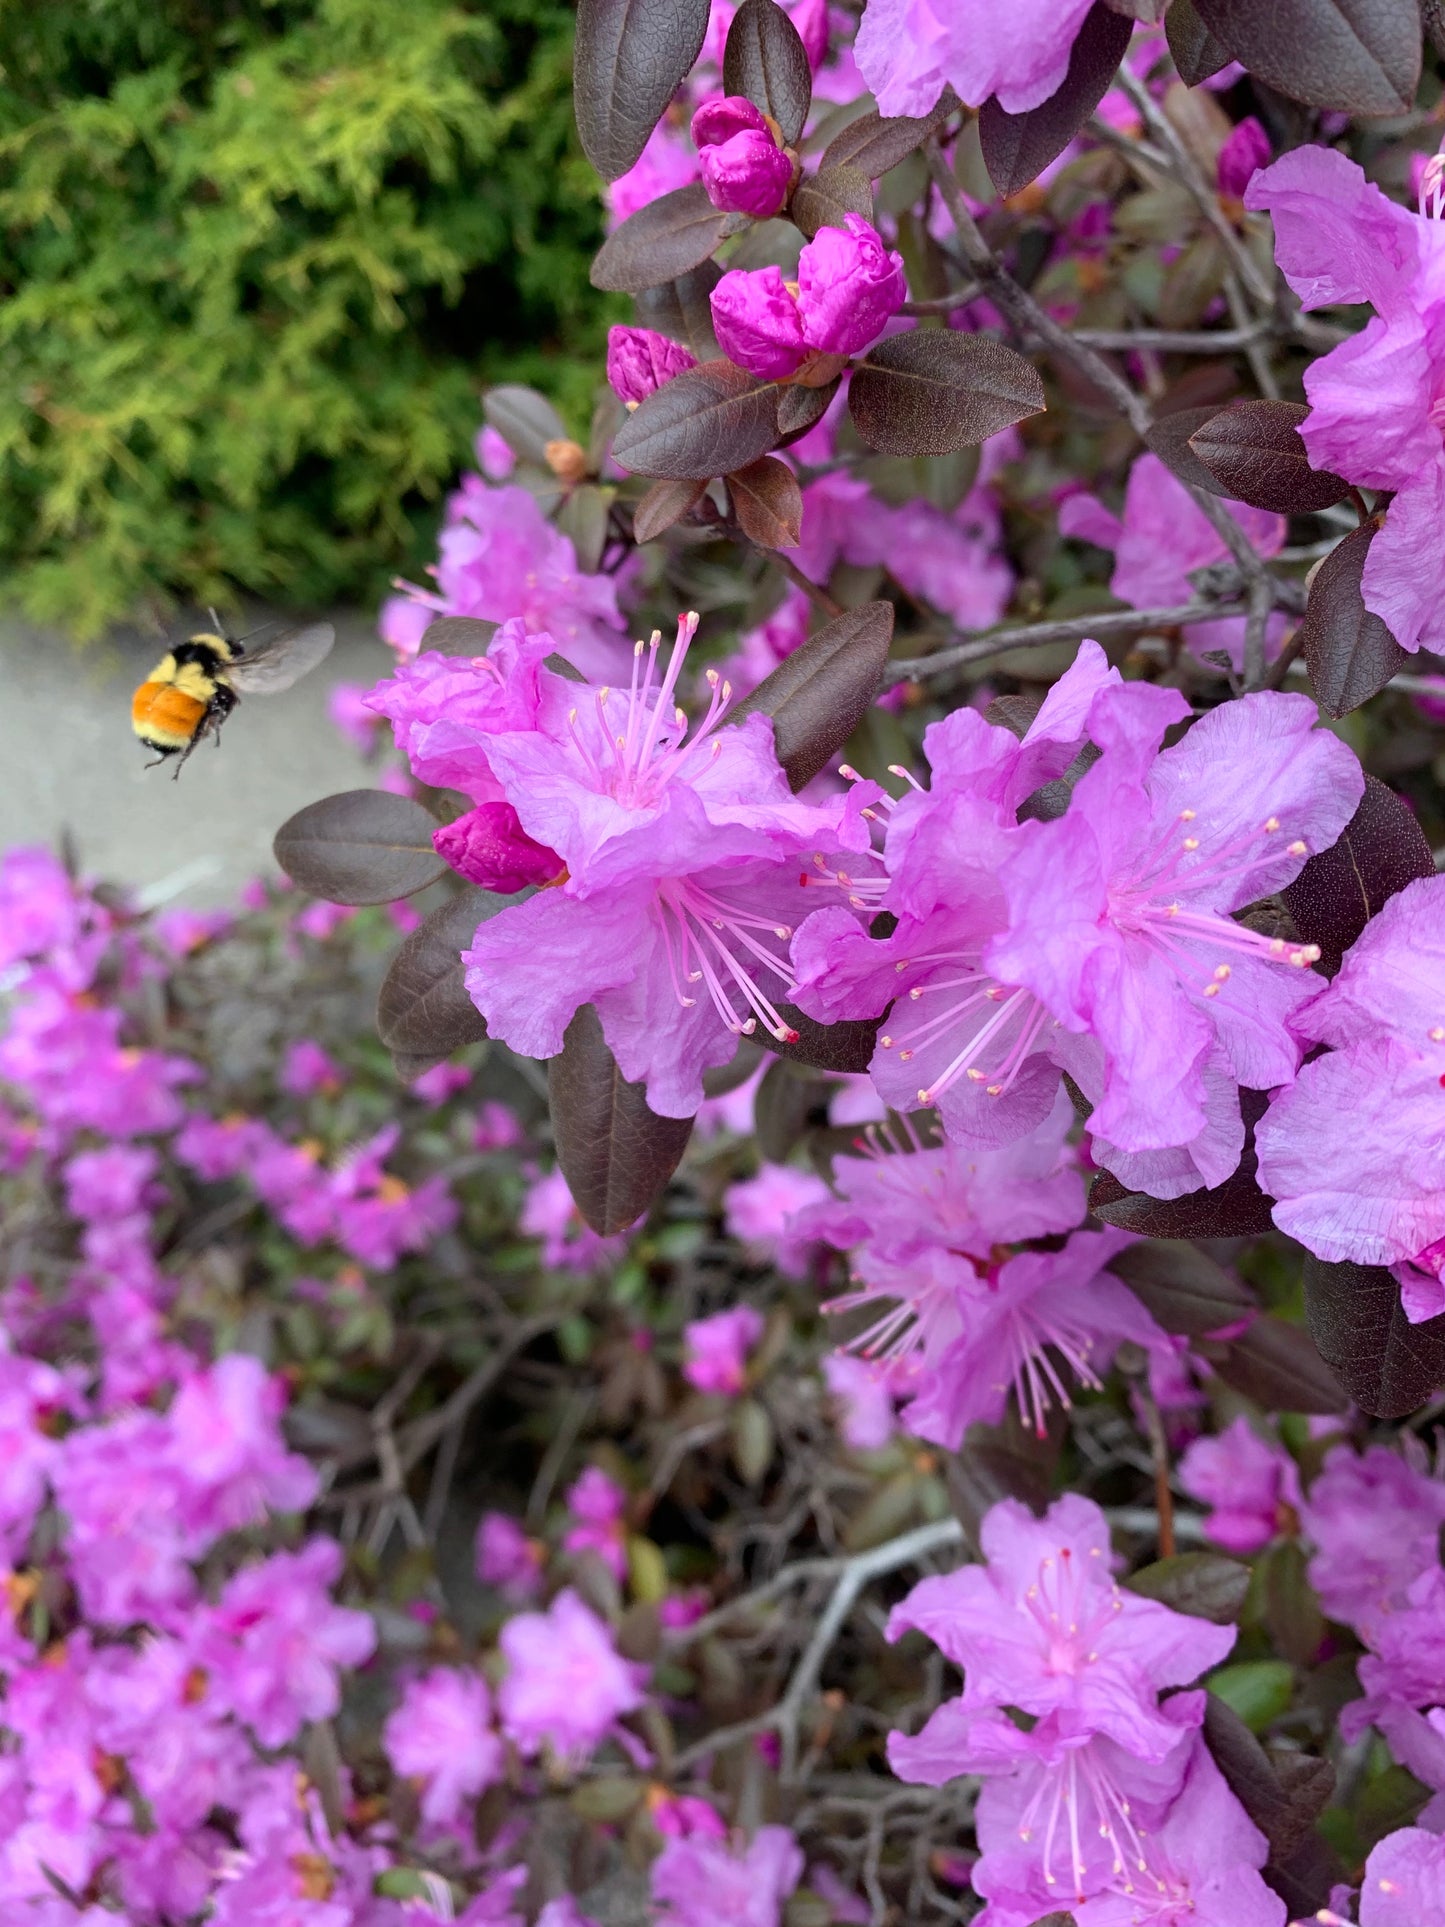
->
[132,618,335,777]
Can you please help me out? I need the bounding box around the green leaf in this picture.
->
[1207,1661,1294,1732]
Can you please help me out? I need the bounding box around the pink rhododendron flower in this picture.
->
[497,1587,644,1760]
[410,1059,471,1103]
[1059,452,1287,670]
[64,1142,158,1221]
[0,1345,65,1559]
[1178,1416,1300,1555]
[650,1824,804,1927]
[563,1465,630,1580]
[682,1304,764,1396]
[608,118,701,226]
[606,324,698,405]
[822,1351,904,1450]
[381,480,626,682]
[459,612,872,1117]
[989,679,1361,1196]
[522,1167,629,1271]
[191,1540,376,1746]
[476,1510,545,1597]
[1246,146,1445,652]
[280,1038,342,1097]
[692,96,794,219]
[722,1161,829,1276]
[711,217,905,379]
[1257,877,1445,1298]
[383,1666,504,1827]
[327,679,385,753]
[979,1739,1283,1926]
[856,0,1095,117]
[790,641,1124,1147]
[0,847,93,976]
[1298,1442,1445,1630]
[476,422,516,479]
[1357,1825,1445,1925]
[889,1495,1233,1907]
[1217,116,1271,200]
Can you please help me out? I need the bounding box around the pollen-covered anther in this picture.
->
[1179,808,1196,821]
[1432,1026,1445,1042]
[898,1048,913,1062]
[1288,944,1321,967]
[1182,836,1200,852]
[1214,964,1231,980]
[1264,815,1280,831]
[880,1033,894,1048]
[986,986,1006,1002]
[966,1068,986,1082]
[838,763,859,781]
[909,987,923,1001]
[1287,839,1307,856]
[986,1083,1003,1096]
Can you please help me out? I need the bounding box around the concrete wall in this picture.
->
[0,613,392,908]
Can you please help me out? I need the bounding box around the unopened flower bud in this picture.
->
[605,325,698,405]
[796,213,907,356]
[1217,116,1271,201]
[710,263,809,380]
[544,438,588,483]
[433,803,562,893]
[692,95,793,219]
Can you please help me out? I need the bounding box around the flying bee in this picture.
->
[132,616,336,777]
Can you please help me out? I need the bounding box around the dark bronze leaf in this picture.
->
[612,359,781,480]
[574,0,712,182]
[946,1430,1052,1552]
[1108,1240,1256,1338]
[754,1003,881,1074]
[979,4,1134,196]
[483,385,570,466]
[776,376,839,441]
[273,790,446,906]
[820,92,957,178]
[377,889,500,1056]
[727,454,803,548]
[418,616,499,656]
[1203,1695,1335,1864]
[1166,0,1235,82]
[592,183,733,295]
[1282,773,1435,975]
[732,599,895,790]
[634,259,723,362]
[849,332,1045,457]
[1192,0,1421,115]
[632,477,708,543]
[1303,1255,1445,1418]
[723,0,811,144]
[1186,401,1350,514]
[1209,1314,1350,1415]
[1101,0,1169,17]
[548,1005,696,1234]
[1143,404,1231,495]
[791,163,874,238]
[1088,1154,1276,1239]
[1126,1552,1251,1625]
[1300,522,1407,719]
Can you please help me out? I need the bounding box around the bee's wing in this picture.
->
[224,622,335,696]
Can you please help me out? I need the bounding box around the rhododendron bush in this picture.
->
[12,1,1445,1923]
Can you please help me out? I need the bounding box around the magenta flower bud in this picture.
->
[699,129,794,218]
[605,324,697,405]
[433,803,562,893]
[1217,116,1271,199]
[693,96,793,219]
[710,263,808,380]
[691,94,770,147]
[796,214,907,356]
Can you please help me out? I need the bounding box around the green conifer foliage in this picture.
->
[0,0,611,636]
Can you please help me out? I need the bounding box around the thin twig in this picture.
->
[883,600,1243,686]
[776,550,844,617]
[1133,1377,1177,1561]
[900,283,983,315]
[1064,321,1271,353]
[1242,568,1274,692]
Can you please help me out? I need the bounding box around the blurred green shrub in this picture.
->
[0,0,611,637]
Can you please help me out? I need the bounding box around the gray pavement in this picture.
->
[0,611,393,907]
